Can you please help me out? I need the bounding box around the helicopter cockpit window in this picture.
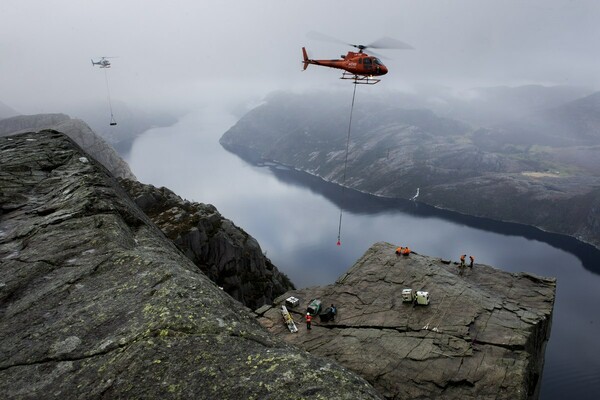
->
[373,58,383,65]
[363,58,372,65]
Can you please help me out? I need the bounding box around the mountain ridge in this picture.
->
[220,88,600,249]
[0,113,135,180]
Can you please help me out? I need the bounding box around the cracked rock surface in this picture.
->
[0,131,381,399]
[258,242,556,399]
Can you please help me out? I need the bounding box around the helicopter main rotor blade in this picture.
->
[307,31,414,52]
[367,37,414,50]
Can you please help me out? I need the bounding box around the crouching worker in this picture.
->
[319,304,338,323]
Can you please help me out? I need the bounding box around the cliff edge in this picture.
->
[257,242,556,399]
[118,178,294,310]
[0,113,135,180]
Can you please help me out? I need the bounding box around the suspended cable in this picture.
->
[103,68,117,126]
[337,82,358,246]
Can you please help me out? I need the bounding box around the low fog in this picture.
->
[2,0,600,117]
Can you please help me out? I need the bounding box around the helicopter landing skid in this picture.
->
[341,72,381,85]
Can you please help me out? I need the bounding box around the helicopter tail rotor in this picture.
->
[302,47,310,70]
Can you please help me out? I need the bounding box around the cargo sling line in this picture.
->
[104,68,117,126]
[337,82,358,246]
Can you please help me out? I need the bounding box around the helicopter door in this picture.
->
[363,57,373,72]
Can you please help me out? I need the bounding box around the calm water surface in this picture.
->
[128,107,600,399]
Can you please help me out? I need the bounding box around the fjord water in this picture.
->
[128,107,600,399]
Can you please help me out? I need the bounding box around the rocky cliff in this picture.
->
[0,131,381,399]
[118,178,294,310]
[219,90,600,249]
[0,113,135,180]
[257,242,556,400]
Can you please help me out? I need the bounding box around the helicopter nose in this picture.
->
[380,65,388,75]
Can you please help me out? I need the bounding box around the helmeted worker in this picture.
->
[469,255,475,268]
[460,254,466,268]
[395,247,403,255]
[402,247,410,256]
[305,313,312,330]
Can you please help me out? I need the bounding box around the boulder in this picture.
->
[258,242,556,399]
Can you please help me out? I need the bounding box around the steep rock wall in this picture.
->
[119,179,294,310]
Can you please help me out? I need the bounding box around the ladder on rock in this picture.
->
[281,305,298,333]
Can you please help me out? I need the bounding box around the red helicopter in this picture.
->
[302,32,413,84]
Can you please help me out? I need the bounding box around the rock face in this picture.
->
[0,131,381,399]
[119,178,294,310]
[258,242,556,400]
[220,90,600,249]
[0,113,135,180]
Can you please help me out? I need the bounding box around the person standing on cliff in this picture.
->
[469,255,475,268]
[460,254,466,268]
[306,313,312,330]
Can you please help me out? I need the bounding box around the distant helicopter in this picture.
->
[91,57,114,68]
[302,32,413,84]
[91,56,118,126]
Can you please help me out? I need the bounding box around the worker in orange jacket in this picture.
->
[460,254,466,268]
[469,255,475,268]
[305,313,312,330]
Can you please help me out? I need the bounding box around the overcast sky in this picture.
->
[2,0,600,114]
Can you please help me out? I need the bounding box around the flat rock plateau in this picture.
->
[258,242,556,400]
